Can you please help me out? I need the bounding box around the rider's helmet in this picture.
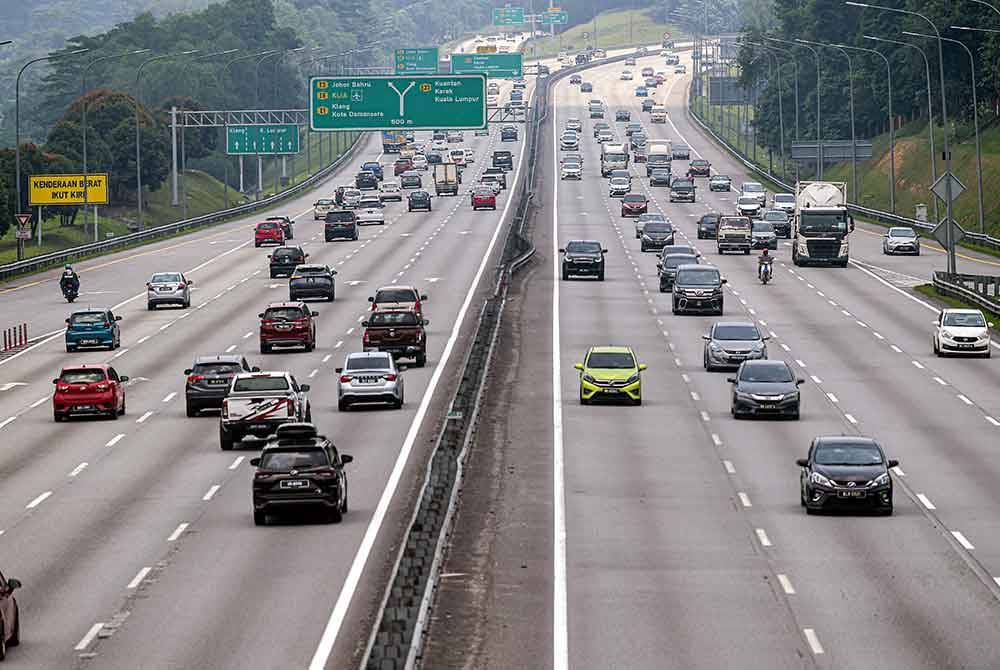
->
[64,264,73,271]
[761,248,770,257]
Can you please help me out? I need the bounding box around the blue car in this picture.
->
[361,161,383,181]
[635,86,648,97]
[65,308,121,352]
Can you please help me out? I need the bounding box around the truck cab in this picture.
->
[716,216,752,255]
[792,181,854,267]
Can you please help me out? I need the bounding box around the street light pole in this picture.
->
[749,43,786,181]
[134,50,198,231]
[219,50,276,207]
[769,37,821,177]
[753,41,800,183]
[864,35,937,221]
[848,1,956,273]
[15,48,89,259]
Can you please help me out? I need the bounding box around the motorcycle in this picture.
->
[60,275,79,303]
[758,261,772,285]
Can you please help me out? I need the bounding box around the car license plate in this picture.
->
[280,479,309,489]
[75,405,94,411]
[958,343,974,349]
[209,379,228,385]
[80,339,98,345]
[838,490,866,498]
[358,376,379,384]
[275,324,291,330]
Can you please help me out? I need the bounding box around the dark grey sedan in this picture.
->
[703,321,768,371]
[798,436,898,515]
[728,360,803,419]
[184,355,258,416]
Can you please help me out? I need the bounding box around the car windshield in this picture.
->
[652,170,671,178]
[346,355,392,371]
[672,180,693,188]
[719,219,749,230]
[714,324,760,341]
[692,161,708,166]
[587,352,636,369]
[70,312,106,325]
[814,442,883,466]
[665,254,697,268]
[645,223,673,233]
[326,212,355,223]
[290,277,332,288]
[369,312,420,326]
[566,241,602,253]
[263,307,306,321]
[193,362,242,375]
[889,228,916,238]
[639,214,664,223]
[474,188,494,196]
[623,195,646,203]
[764,212,787,221]
[272,248,302,259]
[739,363,793,383]
[743,183,764,193]
[151,273,182,283]
[411,190,429,198]
[258,449,329,471]
[345,190,361,197]
[663,246,696,256]
[738,197,759,206]
[610,178,629,186]
[943,312,987,327]
[375,289,418,302]
[562,161,581,169]
[232,376,290,392]
[774,194,794,203]
[316,199,333,205]
[701,215,719,224]
[711,176,729,182]
[60,369,106,384]
[677,268,720,286]
[752,222,774,233]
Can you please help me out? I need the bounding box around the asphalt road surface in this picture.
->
[425,49,1000,670]
[0,72,534,669]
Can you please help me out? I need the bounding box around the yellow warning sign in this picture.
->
[29,173,109,206]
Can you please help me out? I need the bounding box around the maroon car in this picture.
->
[0,570,22,660]
[688,159,711,177]
[52,364,128,421]
[259,302,318,353]
[620,193,649,217]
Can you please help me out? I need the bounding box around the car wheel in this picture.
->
[119,397,126,416]
[933,338,940,356]
[597,271,605,281]
[562,268,570,281]
[791,408,800,421]
[8,604,18,647]
[220,427,235,451]
[328,507,343,524]
[66,345,76,353]
[416,352,427,368]
[109,405,119,420]
[632,395,642,406]
[0,622,6,661]
[338,398,349,412]
[147,301,154,310]
[800,487,807,507]
[805,506,817,515]
[253,510,267,526]
[54,410,64,422]
[881,503,894,516]
[744,248,750,255]
[260,343,270,354]
[580,391,589,405]
[186,401,198,418]
[704,354,713,372]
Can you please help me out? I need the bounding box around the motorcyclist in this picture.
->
[758,249,773,282]
[60,264,80,294]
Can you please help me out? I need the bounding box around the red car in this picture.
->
[621,193,649,217]
[471,187,497,211]
[688,159,712,177]
[393,158,413,176]
[259,301,318,353]
[254,220,285,247]
[52,364,128,421]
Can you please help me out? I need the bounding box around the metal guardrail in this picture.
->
[685,104,1000,253]
[932,271,1000,314]
[0,133,367,282]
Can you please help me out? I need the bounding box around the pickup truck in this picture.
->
[219,371,311,450]
[362,311,429,367]
[717,216,752,255]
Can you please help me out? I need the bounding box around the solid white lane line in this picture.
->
[738,492,752,508]
[844,413,858,425]
[30,396,50,408]
[75,623,105,650]
[777,574,796,594]
[957,394,973,406]
[202,485,221,501]
[127,567,152,589]
[826,393,839,403]
[952,531,975,550]
[755,528,772,547]
[911,360,925,369]
[167,523,189,542]
[228,456,245,470]
[68,462,88,478]
[803,629,825,655]
[917,493,936,510]
[810,375,823,384]
[162,392,176,403]
[106,433,125,447]
[0,416,16,429]
[26,491,52,509]
[225,344,237,353]
[136,411,154,424]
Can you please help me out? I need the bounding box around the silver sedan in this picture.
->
[336,352,404,410]
[146,272,192,309]
[703,321,769,371]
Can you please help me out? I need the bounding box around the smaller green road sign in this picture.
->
[395,48,439,74]
[311,75,487,131]
[540,10,569,24]
[492,6,525,25]
[451,53,523,78]
[226,124,300,155]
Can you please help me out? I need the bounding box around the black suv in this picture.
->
[501,126,519,142]
[669,178,696,203]
[184,354,258,416]
[289,264,337,302]
[697,213,720,239]
[560,240,607,280]
[408,190,432,212]
[492,150,514,171]
[672,264,726,315]
[324,210,359,241]
[640,221,675,252]
[250,423,353,525]
[269,246,307,278]
[355,171,378,190]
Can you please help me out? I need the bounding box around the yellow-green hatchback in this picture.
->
[575,346,647,405]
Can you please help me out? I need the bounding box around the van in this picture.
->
[650,106,668,123]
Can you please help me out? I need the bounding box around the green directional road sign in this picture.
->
[310,75,487,131]
[451,53,523,78]
[395,48,439,74]
[492,6,525,25]
[226,124,300,155]
[540,10,569,24]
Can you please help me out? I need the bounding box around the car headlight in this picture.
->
[625,373,640,384]
[810,471,834,487]
[709,343,723,352]
[940,330,956,341]
[642,234,652,241]
[868,472,890,487]
[582,374,596,384]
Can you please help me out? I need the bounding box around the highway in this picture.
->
[425,49,1000,668]
[0,73,533,668]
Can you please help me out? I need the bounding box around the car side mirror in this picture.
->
[341,454,354,465]
[305,253,310,258]
[720,278,727,284]
[335,367,344,374]
[258,313,265,318]
[701,334,710,340]
[52,378,59,384]
[795,458,808,468]
[251,366,260,372]
[796,379,805,385]
[267,255,272,259]
[6,578,21,590]
[762,336,770,341]
[300,384,311,392]
[184,368,193,375]
[638,364,647,371]
[422,319,430,326]
[250,458,261,467]
[849,217,856,232]
[65,318,71,324]
[887,459,899,469]
[115,316,122,321]
[311,311,319,317]
[602,249,608,253]
[989,322,995,328]
[361,321,370,327]
[574,363,584,370]
[368,297,374,302]
[187,279,194,286]
[726,377,736,384]
[558,248,566,253]
[119,376,130,382]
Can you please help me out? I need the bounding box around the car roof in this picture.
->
[713,321,756,329]
[293,264,330,273]
[71,307,108,314]
[375,284,418,292]
[61,363,111,371]
[815,435,879,448]
[587,345,634,354]
[942,308,983,314]
[346,351,392,362]
[265,301,306,308]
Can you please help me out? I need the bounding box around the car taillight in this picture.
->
[221,399,229,419]
[178,283,186,289]
[56,385,70,393]
[340,375,353,383]
[414,299,421,313]
[363,330,370,345]
[95,384,108,392]
[288,401,295,417]
[103,322,111,328]
[382,374,397,382]
[187,375,205,384]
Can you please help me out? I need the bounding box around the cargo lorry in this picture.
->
[381,131,408,153]
[646,140,672,176]
[433,163,460,196]
[791,181,854,267]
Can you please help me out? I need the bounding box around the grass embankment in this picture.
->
[522,9,685,60]
[915,284,1000,328]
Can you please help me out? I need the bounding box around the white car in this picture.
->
[313,198,335,220]
[356,196,386,225]
[479,176,503,195]
[447,130,463,143]
[565,118,583,132]
[620,70,633,80]
[464,148,475,163]
[379,181,403,202]
[625,57,637,66]
[336,352,404,410]
[773,192,796,214]
[341,188,363,208]
[596,128,615,143]
[412,154,428,171]
[560,161,582,180]
[432,139,448,151]
[933,308,993,357]
[608,177,630,197]
[740,182,767,207]
[736,196,762,218]
[146,271,192,309]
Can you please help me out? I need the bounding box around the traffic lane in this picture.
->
[554,84,810,669]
